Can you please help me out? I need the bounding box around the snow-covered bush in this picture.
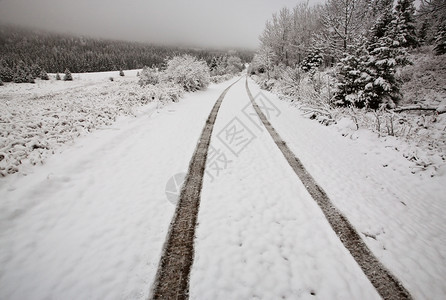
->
[64,69,73,81]
[119,69,125,77]
[164,55,210,92]
[333,107,446,175]
[142,81,184,103]
[226,56,244,74]
[210,74,234,84]
[138,66,160,86]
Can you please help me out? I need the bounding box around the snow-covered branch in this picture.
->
[393,105,446,114]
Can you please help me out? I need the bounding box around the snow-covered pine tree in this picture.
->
[369,0,394,43]
[361,35,402,109]
[301,45,324,77]
[385,12,411,66]
[13,61,29,83]
[213,56,228,76]
[352,1,413,109]
[63,68,73,81]
[333,42,368,107]
[56,73,61,80]
[30,63,42,78]
[394,0,419,48]
[40,69,49,80]
[417,18,430,46]
[434,25,446,55]
[0,63,13,82]
[27,73,35,84]
[209,56,218,72]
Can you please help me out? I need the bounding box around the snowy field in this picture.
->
[0,72,445,299]
[0,70,146,177]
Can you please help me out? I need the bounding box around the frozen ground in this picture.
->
[0,73,445,299]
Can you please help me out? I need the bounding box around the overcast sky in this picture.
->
[0,0,324,49]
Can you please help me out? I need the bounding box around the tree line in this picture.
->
[0,25,253,84]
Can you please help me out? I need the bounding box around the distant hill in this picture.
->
[0,25,254,74]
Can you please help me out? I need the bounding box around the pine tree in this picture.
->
[416,0,446,47]
[369,1,394,43]
[209,56,218,72]
[301,45,324,76]
[394,0,418,48]
[334,42,369,107]
[0,77,3,86]
[335,7,409,110]
[63,68,73,81]
[56,73,61,80]
[40,69,49,80]
[13,61,29,83]
[434,25,446,55]
[418,18,430,46]
[27,74,35,84]
[362,35,402,109]
[0,64,14,82]
[30,63,42,78]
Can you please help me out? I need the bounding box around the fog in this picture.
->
[0,0,325,49]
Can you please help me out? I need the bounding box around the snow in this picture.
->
[0,70,147,176]
[437,101,446,114]
[0,75,236,299]
[374,76,391,91]
[0,71,445,299]
[246,78,446,299]
[190,79,380,299]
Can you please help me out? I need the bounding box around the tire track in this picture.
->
[150,78,240,300]
[245,77,413,300]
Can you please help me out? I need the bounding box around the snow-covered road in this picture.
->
[190,78,380,299]
[0,75,445,299]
